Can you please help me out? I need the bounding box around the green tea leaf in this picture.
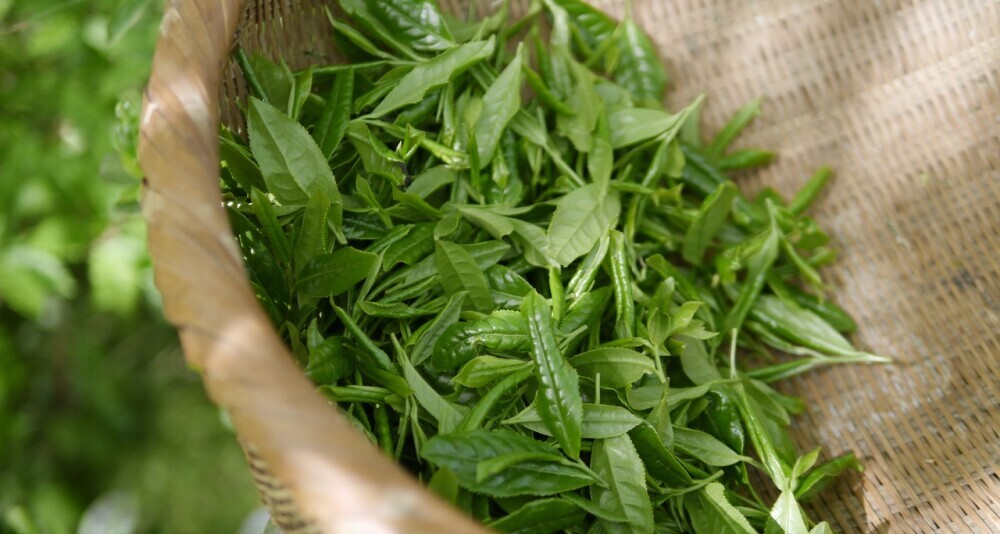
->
[795,453,862,502]
[547,183,621,267]
[552,0,617,51]
[628,423,692,487]
[296,247,377,297]
[337,0,420,58]
[768,490,809,534]
[371,38,496,118]
[401,349,467,433]
[456,367,532,432]
[249,187,293,269]
[305,336,354,384]
[433,310,530,370]
[220,135,266,192]
[409,292,466,366]
[489,498,587,533]
[522,291,583,459]
[682,182,737,265]
[568,348,656,388]
[247,97,342,208]
[607,97,700,148]
[314,68,354,159]
[247,54,293,110]
[406,240,510,286]
[614,19,667,107]
[723,215,781,334]
[706,98,761,158]
[367,0,453,51]
[382,222,435,268]
[506,402,642,439]
[422,430,595,496]
[474,45,524,168]
[435,240,495,313]
[590,434,654,533]
[751,295,878,360]
[685,482,756,534]
[294,189,331,274]
[485,265,533,309]
[673,427,750,467]
[454,356,533,388]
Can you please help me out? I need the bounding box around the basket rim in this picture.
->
[137,0,487,531]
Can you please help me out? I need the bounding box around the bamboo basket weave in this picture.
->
[137,0,1000,532]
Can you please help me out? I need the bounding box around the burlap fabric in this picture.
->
[138,0,1000,532]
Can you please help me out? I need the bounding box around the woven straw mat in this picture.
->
[137,0,1000,532]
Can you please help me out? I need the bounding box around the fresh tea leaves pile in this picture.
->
[218,0,888,532]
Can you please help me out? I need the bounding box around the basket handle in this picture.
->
[137,1,487,532]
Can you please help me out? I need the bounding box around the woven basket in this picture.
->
[137,0,1000,532]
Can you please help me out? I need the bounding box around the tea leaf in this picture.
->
[522,291,583,459]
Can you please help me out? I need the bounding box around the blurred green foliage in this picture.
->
[0,1,258,532]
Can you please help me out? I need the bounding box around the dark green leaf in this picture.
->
[249,188,293,268]
[382,222,435,268]
[305,336,354,384]
[552,0,617,52]
[490,498,587,533]
[629,423,692,487]
[247,54,293,110]
[219,135,266,192]
[411,291,467,365]
[422,430,596,497]
[296,247,377,297]
[337,0,420,58]
[456,367,533,432]
[560,286,612,336]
